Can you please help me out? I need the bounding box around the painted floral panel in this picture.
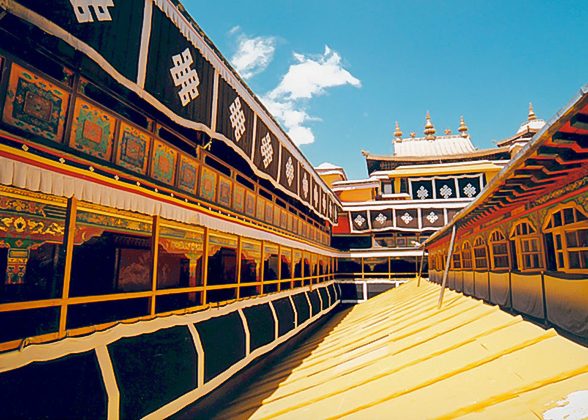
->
[69,98,116,160]
[177,155,199,194]
[273,206,280,226]
[233,185,245,213]
[116,123,151,175]
[151,140,177,185]
[245,191,256,217]
[265,201,273,223]
[3,63,70,142]
[199,167,217,202]
[218,176,232,207]
[256,197,265,220]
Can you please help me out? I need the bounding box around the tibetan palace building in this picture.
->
[0,1,587,420]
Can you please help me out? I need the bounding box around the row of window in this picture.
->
[0,196,335,351]
[380,175,484,201]
[429,205,588,273]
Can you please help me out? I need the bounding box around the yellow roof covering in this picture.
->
[214,280,588,419]
[387,161,502,178]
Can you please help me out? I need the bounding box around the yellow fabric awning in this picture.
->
[214,280,588,419]
[388,162,501,177]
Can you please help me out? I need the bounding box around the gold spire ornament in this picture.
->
[458,116,468,137]
[444,128,452,135]
[528,103,537,121]
[410,131,416,138]
[394,121,403,139]
[424,111,436,139]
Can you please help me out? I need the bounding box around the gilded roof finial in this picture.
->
[409,131,416,138]
[393,121,403,140]
[528,102,537,121]
[444,128,452,135]
[424,110,436,139]
[458,116,468,137]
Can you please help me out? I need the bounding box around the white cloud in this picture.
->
[230,32,276,80]
[263,46,361,146]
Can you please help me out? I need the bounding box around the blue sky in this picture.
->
[184,0,588,180]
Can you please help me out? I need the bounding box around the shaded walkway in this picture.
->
[214,280,588,419]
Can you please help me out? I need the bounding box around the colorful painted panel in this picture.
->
[288,214,293,231]
[265,202,273,223]
[245,191,256,217]
[199,167,217,201]
[116,123,151,175]
[256,197,265,220]
[273,206,280,226]
[151,140,178,185]
[218,176,232,207]
[69,99,116,160]
[177,155,199,194]
[6,248,29,285]
[233,185,245,213]
[281,211,288,229]
[3,63,70,142]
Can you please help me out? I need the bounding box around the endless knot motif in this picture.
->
[439,184,452,199]
[314,186,319,207]
[417,185,429,200]
[426,212,439,224]
[354,214,366,227]
[401,212,413,224]
[260,133,273,168]
[70,0,114,23]
[302,173,309,198]
[375,213,387,225]
[170,48,200,106]
[229,97,246,142]
[463,183,477,198]
[285,157,295,186]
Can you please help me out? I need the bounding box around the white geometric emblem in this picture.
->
[314,185,319,207]
[401,212,413,224]
[463,183,477,198]
[285,157,295,186]
[260,133,273,168]
[229,97,246,142]
[440,184,452,199]
[375,213,387,225]
[302,173,309,198]
[354,214,366,227]
[70,0,114,23]
[322,196,327,212]
[170,48,200,107]
[426,211,439,224]
[417,185,429,200]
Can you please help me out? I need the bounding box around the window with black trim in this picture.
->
[473,237,488,269]
[452,244,462,269]
[510,221,544,271]
[461,241,472,269]
[489,230,509,270]
[544,206,588,271]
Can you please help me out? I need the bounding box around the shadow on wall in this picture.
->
[173,305,352,420]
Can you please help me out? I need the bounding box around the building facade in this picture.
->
[427,85,588,340]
